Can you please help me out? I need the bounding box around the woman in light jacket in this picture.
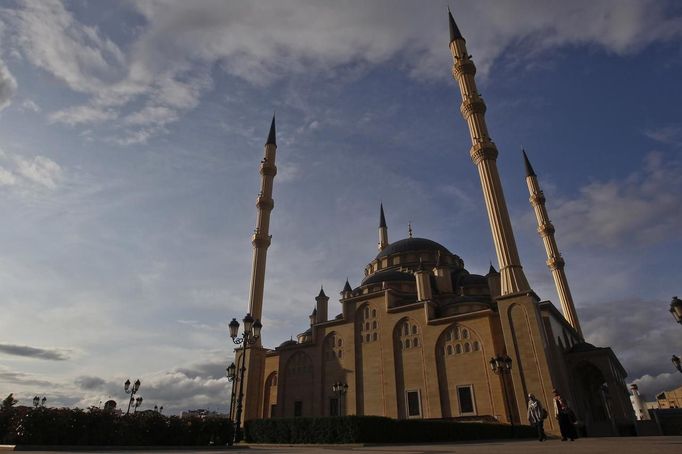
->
[527,393,548,441]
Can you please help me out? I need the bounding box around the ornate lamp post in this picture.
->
[32,396,46,408]
[331,382,348,416]
[672,355,682,373]
[670,296,682,325]
[226,362,238,422]
[490,354,514,437]
[153,404,164,413]
[124,379,141,415]
[228,313,262,444]
[133,396,143,413]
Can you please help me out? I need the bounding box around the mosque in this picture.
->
[230,10,635,436]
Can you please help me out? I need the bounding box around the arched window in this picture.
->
[366,334,371,342]
[455,344,462,354]
[365,307,369,318]
[372,321,377,329]
[446,331,452,341]
[365,322,370,330]
[338,339,343,347]
[405,339,411,348]
[372,309,377,318]
[472,341,480,351]
[372,332,378,341]
[413,337,419,347]
[411,325,417,335]
[462,329,469,339]
[455,328,461,340]
[464,342,471,352]
[446,345,453,355]
[404,324,409,336]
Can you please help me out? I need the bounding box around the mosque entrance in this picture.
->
[573,361,616,436]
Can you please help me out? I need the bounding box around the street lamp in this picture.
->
[331,382,348,416]
[490,354,514,437]
[133,396,143,413]
[32,396,46,408]
[670,296,682,324]
[673,355,682,373]
[226,362,238,422]
[153,404,164,414]
[228,313,262,444]
[124,378,141,415]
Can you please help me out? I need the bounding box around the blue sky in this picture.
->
[0,0,681,413]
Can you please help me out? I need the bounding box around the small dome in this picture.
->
[461,274,487,286]
[278,339,297,348]
[376,237,452,260]
[361,269,414,286]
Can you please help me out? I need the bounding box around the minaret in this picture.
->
[378,203,389,251]
[247,115,278,323]
[449,9,530,296]
[523,150,583,339]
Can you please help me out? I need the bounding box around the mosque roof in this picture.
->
[278,339,297,348]
[361,269,415,286]
[376,237,452,260]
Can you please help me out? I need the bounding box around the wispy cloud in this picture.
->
[0,342,70,360]
[549,152,682,247]
[0,58,17,111]
[0,149,62,191]
[645,125,682,147]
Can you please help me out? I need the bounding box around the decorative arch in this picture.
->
[357,302,380,344]
[323,331,344,360]
[282,351,314,417]
[435,322,493,418]
[262,371,278,418]
[393,316,426,418]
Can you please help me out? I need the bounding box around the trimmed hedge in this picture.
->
[245,415,536,443]
[0,407,233,446]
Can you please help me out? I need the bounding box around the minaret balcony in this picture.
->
[251,232,272,248]
[537,222,555,236]
[256,196,274,210]
[259,163,277,176]
[469,140,498,165]
[460,98,486,119]
[529,193,546,206]
[452,59,476,78]
[546,255,565,270]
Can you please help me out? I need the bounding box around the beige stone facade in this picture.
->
[233,10,636,438]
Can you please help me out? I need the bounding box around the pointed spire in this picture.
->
[266,114,276,146]
[317,286,327,299]
[522,149,536,177]
[342,278,352,293]
[379,203,387,229]
[311,307,317,315]
[448,7,464,43]
[488,261,498,275]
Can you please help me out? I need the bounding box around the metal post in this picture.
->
[233,345,248,444]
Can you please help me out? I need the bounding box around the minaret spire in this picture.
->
[524,150,583,339]
[247,116,279,324]
[448,10,529,295]
[448,7,464,43]
[378,203,389,251]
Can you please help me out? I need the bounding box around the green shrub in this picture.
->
[0,406,233,446]
[245,415,536,444]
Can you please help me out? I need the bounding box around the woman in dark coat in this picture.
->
[553,390,577,441]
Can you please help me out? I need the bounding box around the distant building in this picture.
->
[630,384,650,420]
[232,9,635,438]
[180,409,221,419]
[656,386,682,409]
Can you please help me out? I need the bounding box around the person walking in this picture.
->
[527,393,548,441]
[553,390,577,441]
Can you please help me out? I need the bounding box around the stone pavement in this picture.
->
[5,437,682,453]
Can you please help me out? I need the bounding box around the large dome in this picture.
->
[376,237,452,260]
[361,269,414,286]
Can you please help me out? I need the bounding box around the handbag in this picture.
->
[541,408,549,420]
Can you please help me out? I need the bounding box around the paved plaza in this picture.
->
[4,437,682,454]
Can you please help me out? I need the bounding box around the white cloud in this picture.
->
[0,58,17,110]
[20,99,41,112]
[15,155,62,189]
[0,149,62,191]
[49,104,118,126]
[549,152,682,247]
[4,0,681,143]
[645,125,682,146]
